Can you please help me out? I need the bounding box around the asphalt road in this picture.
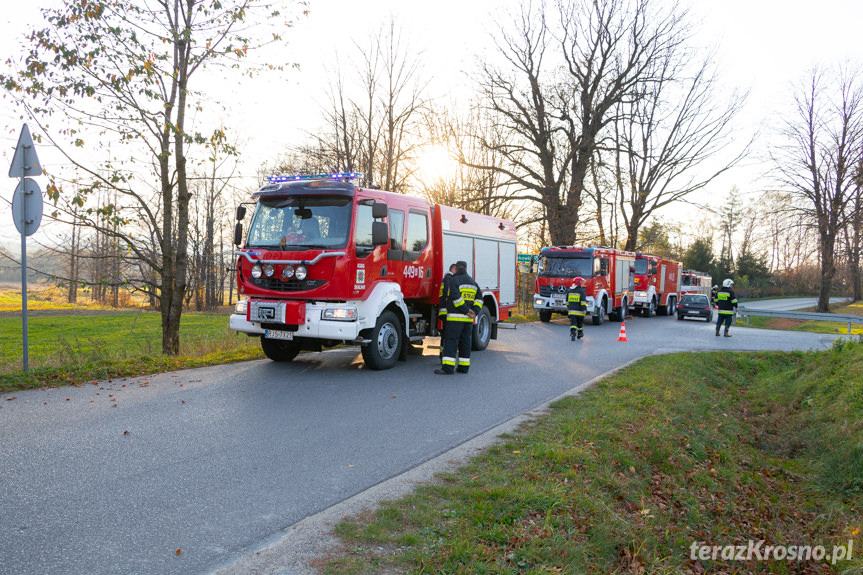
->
[0,305,847,575]
[740,296,847,311]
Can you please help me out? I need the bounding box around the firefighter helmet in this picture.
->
[722,278,734,287]
[572,276,585,287]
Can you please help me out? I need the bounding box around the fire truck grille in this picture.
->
[251,278,327,291]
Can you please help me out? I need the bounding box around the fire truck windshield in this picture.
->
[634,259,648,275]
[538,256,593,278]
[246,195,352,250]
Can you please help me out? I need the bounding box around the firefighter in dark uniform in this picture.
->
[437,263,458,361]
[435,261,482,375]
[567,277,588,340]
[714,278,738,337]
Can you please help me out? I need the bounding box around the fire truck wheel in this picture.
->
[260,337,300,362]
[472,307,492,351]
[591,298,606,325]
[539,310,552,323]
[613,299,628,322]
[665,297,677,316]
[361,310,403,370]
[643,298,656,317]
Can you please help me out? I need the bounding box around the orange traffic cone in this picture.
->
[617,322,628,342]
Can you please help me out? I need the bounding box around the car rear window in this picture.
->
[681,295,709,305]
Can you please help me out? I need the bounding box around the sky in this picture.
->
[1,0,862,253]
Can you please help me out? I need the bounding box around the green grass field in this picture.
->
[325,342,863,574]
[0,311,262,392]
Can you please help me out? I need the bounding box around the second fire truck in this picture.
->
[533,246,635,325]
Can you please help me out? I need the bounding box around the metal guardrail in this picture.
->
[737,306,863,334]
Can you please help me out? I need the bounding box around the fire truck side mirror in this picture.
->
[236,205,247,221]
[233,222,243,246]
[372,202,388,219]
[371,221,388,246]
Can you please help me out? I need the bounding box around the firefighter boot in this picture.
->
[570,329,576,341]
[577,328,584,340]
[724,330,732,337]
[715,327,720,336]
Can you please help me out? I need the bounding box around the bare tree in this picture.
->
[295,18,427,193]
[610,47,748,251]
[470,0,685,246]
[772,67,863,311]
[3,0,303,353]
[843,155,863,300]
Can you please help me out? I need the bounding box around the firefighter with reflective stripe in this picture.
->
[714,278,738,337]
[435,261,482,375]
[437,263,458,361]
[567,277,588,341]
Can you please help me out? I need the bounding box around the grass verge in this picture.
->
[325,342,863,574]
[741,302,863,335]
[0,311,262,392]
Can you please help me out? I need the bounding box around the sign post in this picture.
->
[8,124,43,372]
[517,253,534,315]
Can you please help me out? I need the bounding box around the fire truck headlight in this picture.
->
[263,264,275,277]
[234,300,247,314]
[534,297,543,306]
[251,264,263,279]
[295,265,308,280]
[635,290,647,298]
[323,307,358,321]
[281,265,294,279]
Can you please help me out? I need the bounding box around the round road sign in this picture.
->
[11,177,43,236]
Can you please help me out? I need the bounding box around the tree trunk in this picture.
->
[816,233,836,313]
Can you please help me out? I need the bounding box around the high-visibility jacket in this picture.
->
[566,286,587,316]
[713,287,738,315]
[443,272,482,322]
[438,272,453,318]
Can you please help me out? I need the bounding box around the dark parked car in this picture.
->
[677,294,713,322]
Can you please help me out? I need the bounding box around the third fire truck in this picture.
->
[533,246,635,325]
[680,269,713,298]
[632,254,682,317]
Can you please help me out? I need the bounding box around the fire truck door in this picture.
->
[660,264,667,288]
[400,210,433,298]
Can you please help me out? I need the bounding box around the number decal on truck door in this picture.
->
[403,265,424,279]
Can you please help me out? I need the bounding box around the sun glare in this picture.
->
[416,146,456,183]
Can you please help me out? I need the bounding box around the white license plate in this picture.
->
[264,329,293,341]
[552,296,566,306]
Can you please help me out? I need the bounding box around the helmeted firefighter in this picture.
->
[567,277,588,341]
[714,278,738,337]
[435,261,482,375]
[437,263,458,361]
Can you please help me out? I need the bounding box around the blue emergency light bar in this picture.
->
[267,172,363,183]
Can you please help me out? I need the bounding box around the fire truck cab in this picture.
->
[229,174,517,370]
[532,246,635,325]
[632,254,682,317]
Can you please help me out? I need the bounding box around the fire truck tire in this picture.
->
[665,297,677,316]
[539,310,552,323]
[472,307,492,351]
[361,310,403,370]
[642,298,656,317]
[591,298,606,325]
[613,299,628,322]
[260,337,300,362]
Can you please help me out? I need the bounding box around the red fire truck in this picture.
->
[632,254,682,317]
[680,270,713,297]
[229,174,518,370]
[532,246,635,325]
